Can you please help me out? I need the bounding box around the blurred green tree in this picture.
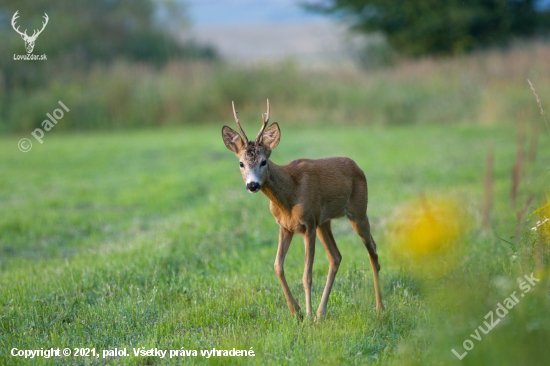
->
[0,0,215,89]
[306,0,550,56]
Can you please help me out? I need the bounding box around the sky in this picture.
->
[179,0,550,64]
[178,0,354,64]
[184,0,550,28]
[183,0,326,28]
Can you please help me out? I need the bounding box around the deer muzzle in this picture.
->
[246,182,261,193]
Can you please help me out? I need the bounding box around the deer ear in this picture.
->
[222,126,244,154]
[262,123,280,149]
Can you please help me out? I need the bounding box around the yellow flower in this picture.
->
[389,197,465,276]
[532,194,550,246]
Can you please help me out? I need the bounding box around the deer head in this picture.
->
[11,11,49,54]
[222,99,281,193]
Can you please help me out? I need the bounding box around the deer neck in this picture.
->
[261,161,295,211]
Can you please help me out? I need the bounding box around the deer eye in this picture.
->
[239,162,244,168]
[260,160,267,167]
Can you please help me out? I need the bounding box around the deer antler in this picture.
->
[11,11,28,38]
[232,101,248,147]
[29,13,48,40]
[255,99,270,143]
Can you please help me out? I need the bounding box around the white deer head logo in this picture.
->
[11,11,49,54]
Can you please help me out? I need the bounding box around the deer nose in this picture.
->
[246,182,260,192]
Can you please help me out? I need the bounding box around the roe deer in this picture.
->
[221,100,384,320]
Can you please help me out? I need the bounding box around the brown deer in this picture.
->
[221,100,384,320]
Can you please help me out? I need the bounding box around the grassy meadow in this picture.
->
[1,120,549,365]
[2,38,550,365]
[3,41,550,132]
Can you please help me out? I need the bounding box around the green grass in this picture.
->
[4,41,550,133]
[1,124,549,365]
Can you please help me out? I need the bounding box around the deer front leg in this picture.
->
[274,226,301,318]
[303,230,316,320]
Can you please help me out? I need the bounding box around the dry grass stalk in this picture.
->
[482,143,494,230]
[510,119,525,209]
[528,79,544,114]
[528,116,539,164]
[527,79,550,134]
[514,193,535,244]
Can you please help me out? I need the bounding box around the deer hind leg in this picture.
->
[274,226,302,318]
[348,215,385,311]
[346,178,384,311]
[315,221,342,320]
[346,186,384,310]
